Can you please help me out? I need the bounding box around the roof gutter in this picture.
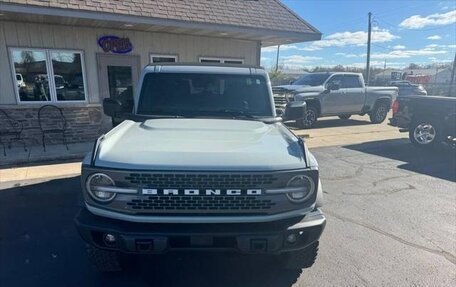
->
[0,3,322,43]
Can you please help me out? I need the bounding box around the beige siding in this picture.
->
[0,21,258,105]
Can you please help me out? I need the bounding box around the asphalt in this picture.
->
[0,139,455,287]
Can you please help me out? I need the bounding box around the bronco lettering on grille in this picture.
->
[142,188,262,196]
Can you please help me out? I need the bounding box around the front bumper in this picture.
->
[74,208,325,255]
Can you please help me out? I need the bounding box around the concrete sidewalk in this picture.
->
[294,113,407,148]
[0,114,407,187]
[0,142,91,188]
[0,142,92,167]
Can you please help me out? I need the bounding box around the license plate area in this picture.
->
[169,236,236,249]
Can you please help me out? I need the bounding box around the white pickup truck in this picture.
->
[273,72,398,128]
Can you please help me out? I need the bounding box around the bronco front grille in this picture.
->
[125,173,278,188]
[126,196,275,212]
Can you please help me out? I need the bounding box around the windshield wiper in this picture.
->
[195,109,259,119]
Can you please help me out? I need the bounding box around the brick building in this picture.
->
[0,0,320,146]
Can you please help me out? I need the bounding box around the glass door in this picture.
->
[97,54,140,125]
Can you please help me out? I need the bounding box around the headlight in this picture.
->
[86,173,116,202]
[286,175,315,203]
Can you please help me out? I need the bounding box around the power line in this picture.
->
[375,17,451,32]
[371,43,396,52]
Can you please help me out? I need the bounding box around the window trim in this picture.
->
[150,54,178,63]
[199,57,244,64]
[9,47,88,104]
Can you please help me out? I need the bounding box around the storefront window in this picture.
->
[150,54,178,63]
[199,57,244,64]
[12,49,51,102]
[11,48,87,103]
[51,52,86,101]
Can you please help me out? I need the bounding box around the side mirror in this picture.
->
[103,98,123,117]
[282,101,306,121]
[327,82,340,91]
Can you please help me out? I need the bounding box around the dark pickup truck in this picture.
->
[389,95,456,148]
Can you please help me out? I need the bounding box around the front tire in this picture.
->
[409,120,442,148]
[369,102,389,124]
[279,241,319,270]
[296,106,318,129]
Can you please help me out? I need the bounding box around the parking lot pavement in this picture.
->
[0,137,454,287]
[292,113,407,148]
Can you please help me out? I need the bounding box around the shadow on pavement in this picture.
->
[343,138,456,182]
[0,177,302,287]
[287,117,371,130]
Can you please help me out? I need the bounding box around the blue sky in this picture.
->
[261,0,456,70]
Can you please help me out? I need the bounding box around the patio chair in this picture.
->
[38,105,68,152]
[0,109,27,156]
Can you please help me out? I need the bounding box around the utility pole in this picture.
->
[275,45,281,72]
[366,12,372,86]
[449,52,456,97]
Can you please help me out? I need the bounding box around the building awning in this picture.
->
[0,0,321,46]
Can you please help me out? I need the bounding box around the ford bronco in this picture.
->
[74,64,326,271]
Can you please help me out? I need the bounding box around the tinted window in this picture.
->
[342,75,362,88]
[50,51,86,101]
[151,56,176,63]
[326,75,343,86]
[224,60,244,64]
[293,73,332,86]
[12,49,51,102]
[138,73,272,117]
[200,59,221,63]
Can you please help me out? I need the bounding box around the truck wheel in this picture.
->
[86,244,123,272]
[409,120,442,148]
[279,241,319,270]
[296,106,318,129]
[369,102,389,124]
[338,115,351,120]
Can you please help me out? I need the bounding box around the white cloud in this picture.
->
[282,55,322,63]
[261,44,299,53]
[335,53,359,58]
[427,35,442,40]
[301,28,399,51]
[392,45,406,50]
[262,28,399,53]
[399,10,456,29]
[370,49,447,59]
[280,55,322,69]
[425,43,456,49]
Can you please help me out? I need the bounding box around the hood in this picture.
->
[274,84,308,91]
[95,119,308,171]
[275,85,325,94]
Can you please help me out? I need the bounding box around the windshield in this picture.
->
[293,73,332,86]
[137,73,273,117]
